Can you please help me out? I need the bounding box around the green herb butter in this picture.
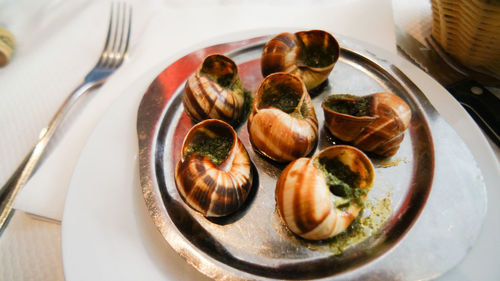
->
[203,72,234,88]
[316,157,366,208]
[324,94,370,117]
[295,193,392,255]
[299,46,334,68]
[261,85,300,114]
[327,196,392,255]
[185,134,233,165]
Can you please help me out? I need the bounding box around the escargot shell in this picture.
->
[175,119,253,217]
[247,72,318,162]
[261,29,340,90]
[276,145,375,240]
[183,54,249,126]
[322,92,412,157]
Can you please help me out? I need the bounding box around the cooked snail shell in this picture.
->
[261,29,340,90]
[175,119,253,217]
[183,54,249,126]
[276,145,375,240]
[248,72,318,162]
[322,92,412,157]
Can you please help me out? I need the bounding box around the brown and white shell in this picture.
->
[322,92,412,157]
[183,54,247,126]
[261,29,340,90]
[175,119,253,217]
[275,145,375,240]
[247,72,318,163]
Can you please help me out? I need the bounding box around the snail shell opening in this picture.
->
[183,54,248,126]
[261,29,340,90]
[248,73,318,163]
[322,94,377,142]
[322,92,411,157]
[295,30,340,69]
[254,72,304,114]
[275,145,375,240]
[181,118,236,166]
[176,119,253,217]
[316,145,375,190]
[199,54,238,88]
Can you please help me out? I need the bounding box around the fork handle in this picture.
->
[0,81,98,234]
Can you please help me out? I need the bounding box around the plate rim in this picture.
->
[137,34,440,280]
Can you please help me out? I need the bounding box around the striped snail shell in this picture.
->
[248,72,318,163]
[175,119,253,217]
[183,54,248,126]
[276,145,375,240]
[261,29,340,90]
[322,92,412,157]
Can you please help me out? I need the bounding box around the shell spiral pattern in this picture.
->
[276,145,375,240]
[261,29,340,90]
[183,54,248,126]
[248,73,318,163]
[322,92,412,157]
[175,119,253,217]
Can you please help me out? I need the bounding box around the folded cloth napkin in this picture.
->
[0,0,396,221]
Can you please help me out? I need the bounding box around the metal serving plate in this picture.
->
[137,35,486,280]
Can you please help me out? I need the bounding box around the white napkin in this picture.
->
[0,0,396,221]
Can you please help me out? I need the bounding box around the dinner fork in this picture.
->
[0,2,132,233]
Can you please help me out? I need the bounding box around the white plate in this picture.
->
[61,35,500,281]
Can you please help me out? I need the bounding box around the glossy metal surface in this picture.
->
[137,35,487,280]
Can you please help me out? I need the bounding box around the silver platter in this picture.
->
[137,35,486,280]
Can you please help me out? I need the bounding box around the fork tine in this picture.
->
[111,3,125,67]
[108,2,123,67]
[101,2,121,68]
[100,2,132,69]
[121,6,132,61]
[102,2,120,68]
[112,3,132,68]
[112,2,128,68]
[96,2,131,69]
[96,2,115,67]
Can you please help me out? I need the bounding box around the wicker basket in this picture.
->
[431,0,500,77]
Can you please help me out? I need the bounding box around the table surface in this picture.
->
[1,1,499,280]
